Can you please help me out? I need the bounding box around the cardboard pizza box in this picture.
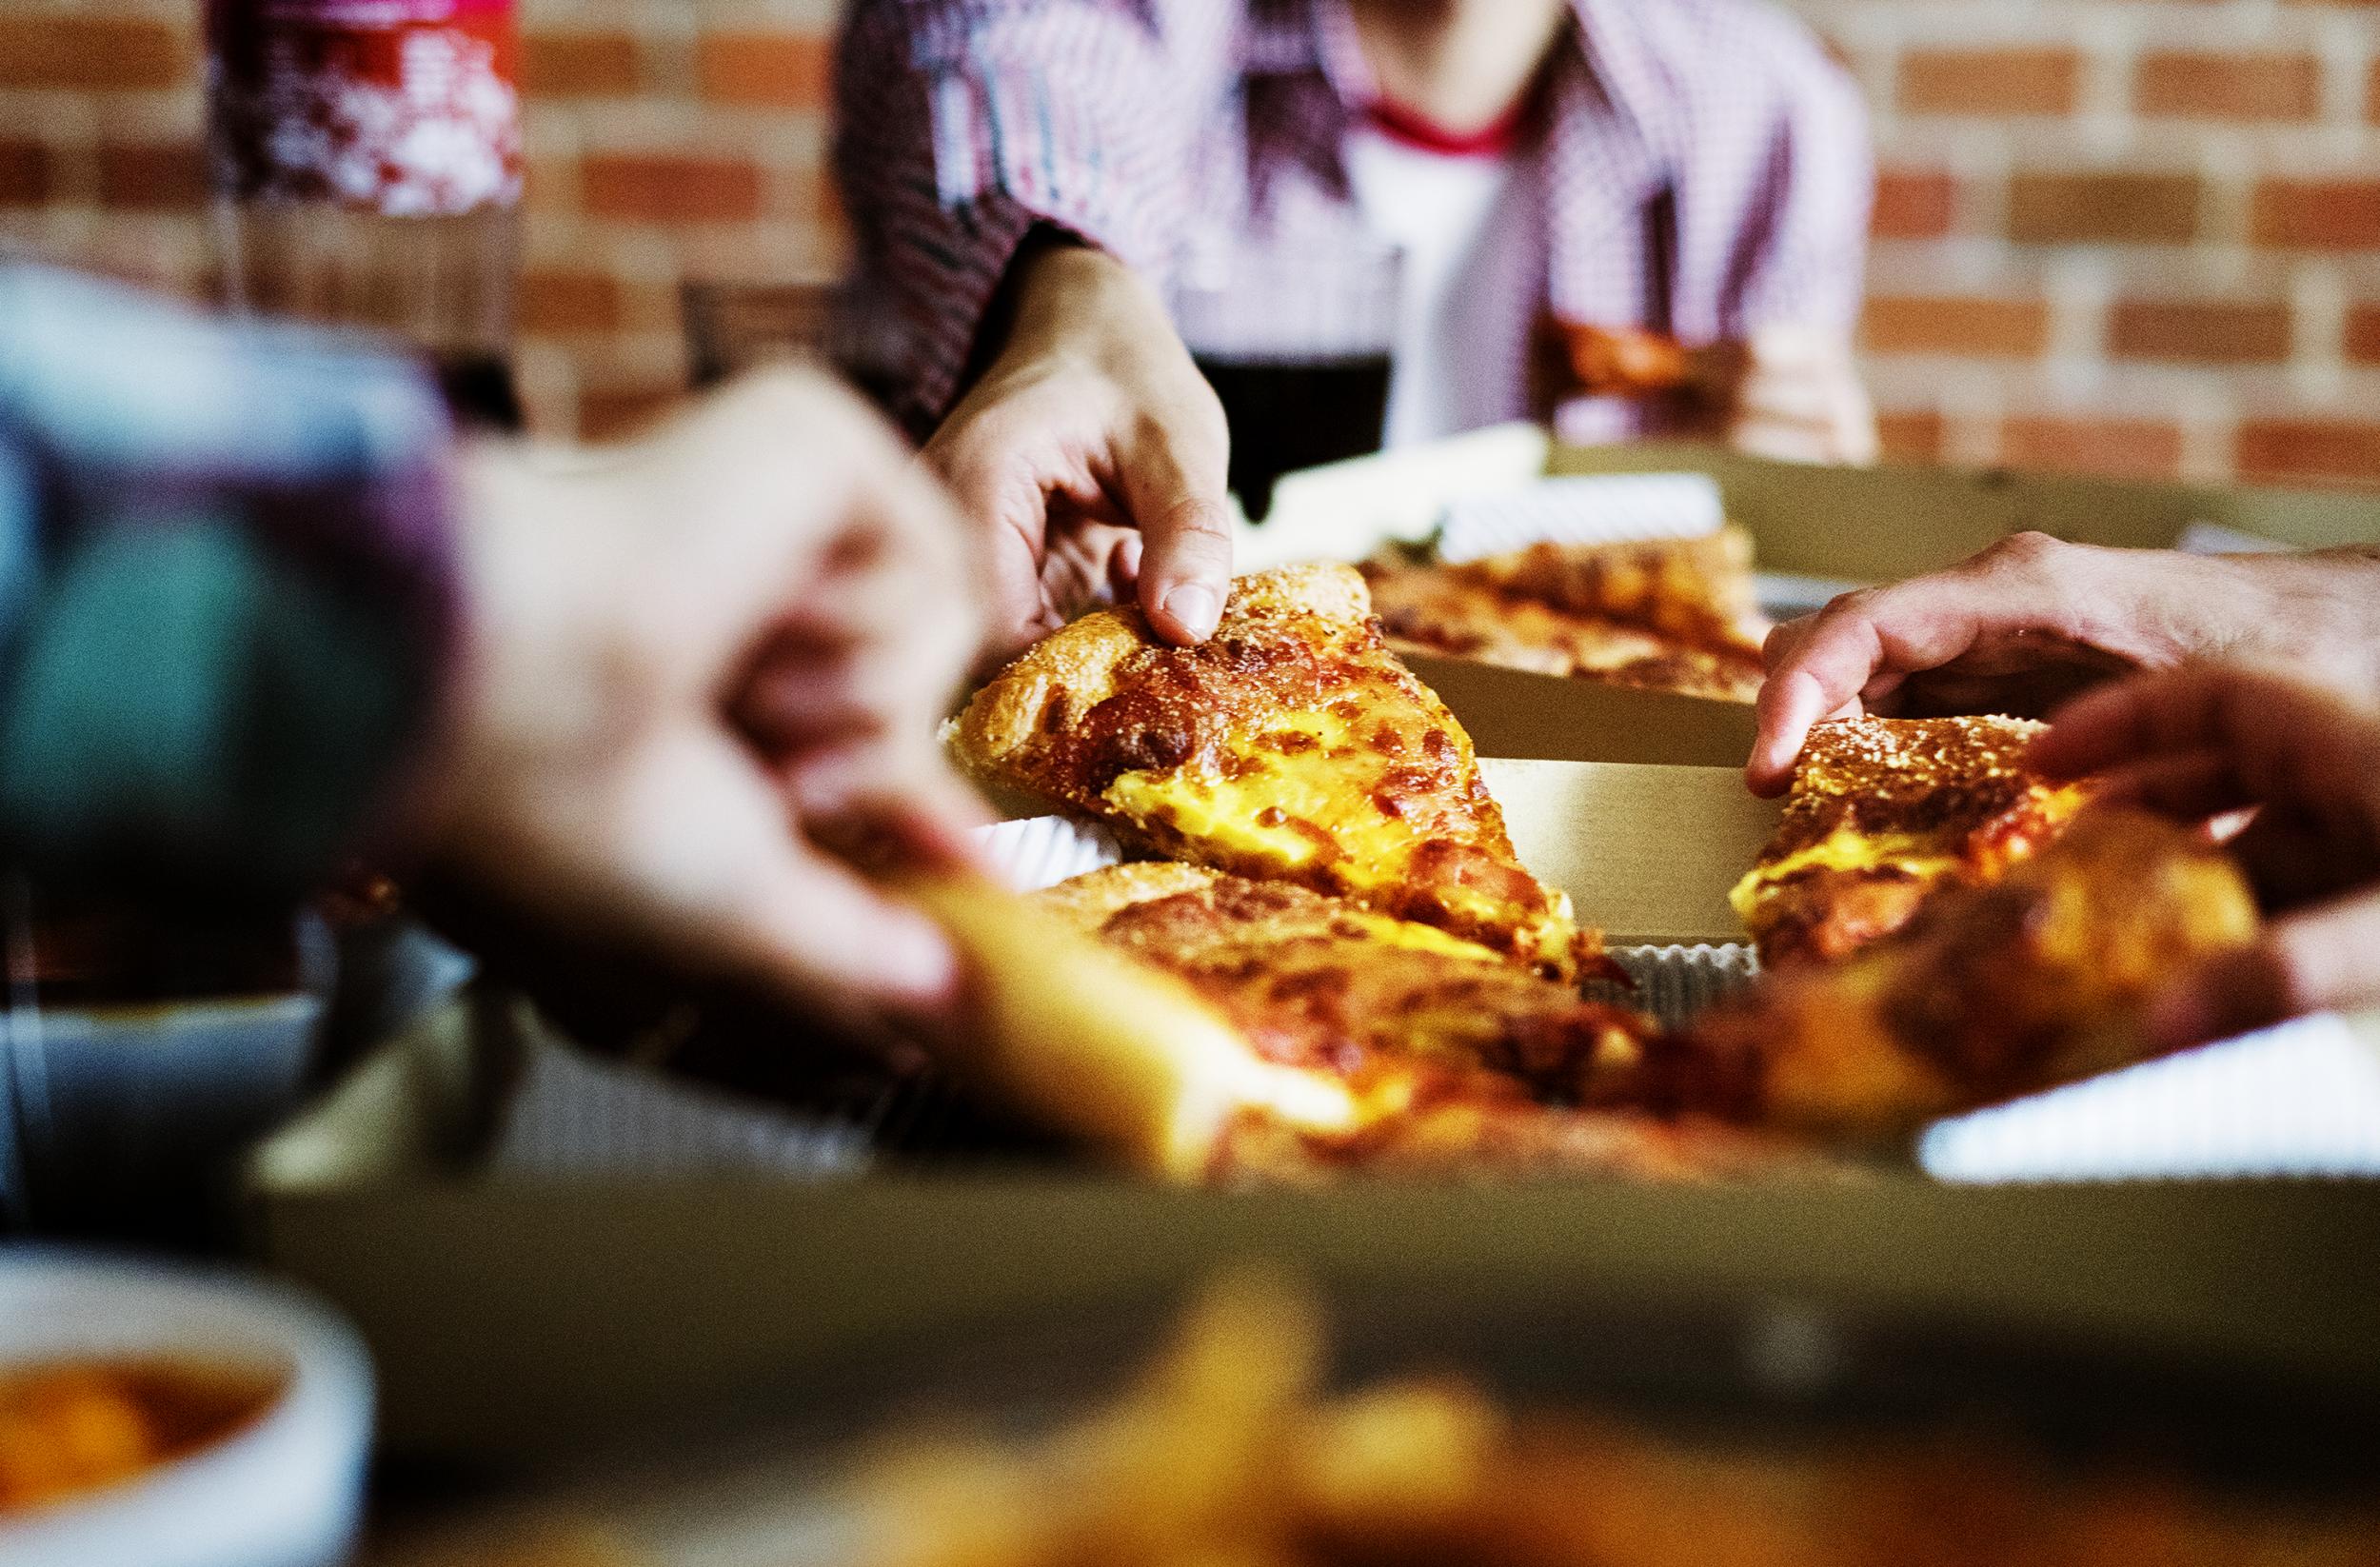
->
[242,751,2380,1464]
[248,1162,2380,1466]
[1252,430,2380,765]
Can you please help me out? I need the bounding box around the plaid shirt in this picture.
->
[834,0,1873,441]
[0,264,457,891]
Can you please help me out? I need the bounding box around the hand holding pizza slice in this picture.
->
[950,565,1597,980]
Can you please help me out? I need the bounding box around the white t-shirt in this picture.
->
[1342,105,1545,446]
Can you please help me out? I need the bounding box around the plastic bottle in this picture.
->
[205,0,526,428]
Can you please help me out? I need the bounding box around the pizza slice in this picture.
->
[1359,531,1768,704]
[1034,863,1649,1105]
[950,565,1592,979]
[1469,529,1765,653]
[904,868,1801,1182]
[1024,864,1807,1182]
[1538,319,1696,399]
[1731,715,2096,967]
[1665,808,2259,1144]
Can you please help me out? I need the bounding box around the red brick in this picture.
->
[578,385,689,443]
[1899,48,2079,118]
[94,142,208,211]
[517,268,625,334]
[581,154,764,222]
[2007,172,2203,245]
[2251,180,2380,248]
[0,140,51,207]
[1862,294,2052,358]
[1875,409,1945,464]
[1872,168,1955,241]
[2237,418,2380,485]
[1998,416,2184,481]
[0,17,190,90]
[523,30,640,97]
[2136,51,2321,120]
[695,32,831,108]
[2107,299,2291,364]
[2340,303,2380,364]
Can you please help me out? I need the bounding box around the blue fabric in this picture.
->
[0,264,459,891]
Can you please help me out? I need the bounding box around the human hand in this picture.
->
[1691,325,1878,467]
[924,241,1234,658]
[2033,662,2380,1047]
[426,367,992,1032]
[1747,534,2380,795]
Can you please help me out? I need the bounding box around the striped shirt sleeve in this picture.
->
[1722,15,1874,334]
[834,0,1228,431]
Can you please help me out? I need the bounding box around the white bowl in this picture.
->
[0,1250,372,1567]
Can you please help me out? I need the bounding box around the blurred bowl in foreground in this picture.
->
[0,1250,371,1567]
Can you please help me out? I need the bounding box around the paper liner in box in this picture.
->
[1923,1013,2380,1183]
[974,816,1126,893]
[1595,943,1758,1030]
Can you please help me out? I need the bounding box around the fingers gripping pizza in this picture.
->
[1731,716,2096,967]
[1668,809,2260,1143]
[952,565,1595,980]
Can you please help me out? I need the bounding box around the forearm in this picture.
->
[2216,546,2380,690]
[0,266,460,892]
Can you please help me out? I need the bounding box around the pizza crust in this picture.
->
[953,564,1374,786]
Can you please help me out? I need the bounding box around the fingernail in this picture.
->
[1161,584,1220,640]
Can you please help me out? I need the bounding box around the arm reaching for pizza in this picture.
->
[0,265,990,1034]
[431,367,992,1029]
[924,242,1236,659]
[1747,533,2380,794]
[2032,663,2380,1046]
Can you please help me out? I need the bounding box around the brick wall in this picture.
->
[0,0,844,440]
[7,0,2380,487]
[1805,0,2380,488]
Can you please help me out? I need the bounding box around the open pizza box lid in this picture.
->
[1250,426,2380,764]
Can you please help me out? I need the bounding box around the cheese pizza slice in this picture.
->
[1668,808,2259,1144]
[1359,531,1767,704]
[951,565,1592,979]
[1035,863,1648,1105]
[1731,715,2095,967]
[1028,863,1807,1182]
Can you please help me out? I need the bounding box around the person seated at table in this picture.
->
[833,0,1879,656]
[0,263,989,1037]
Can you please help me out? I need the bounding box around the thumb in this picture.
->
[1116,420,1234,645]
[2146,891,2380,1049]
[1747,669,1861,796]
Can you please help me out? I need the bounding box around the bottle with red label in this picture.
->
[206,0,526,428]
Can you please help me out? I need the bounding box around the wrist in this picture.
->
[420,440,624,855]
[1003,240,1160,365]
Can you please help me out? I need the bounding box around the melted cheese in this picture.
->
[1728,825,1962,920]
[1328,908,1510,962]
[1103,710,1419,889]
[1109,751,1568,970]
